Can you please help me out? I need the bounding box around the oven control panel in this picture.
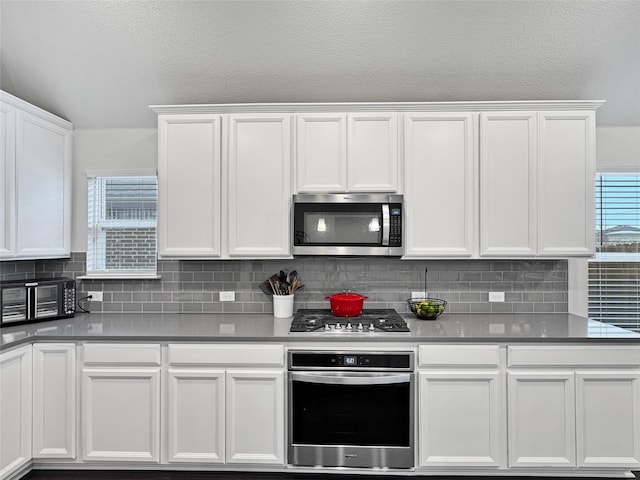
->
[289,351,414,371]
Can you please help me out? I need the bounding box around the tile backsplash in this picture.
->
[0,253,568,314]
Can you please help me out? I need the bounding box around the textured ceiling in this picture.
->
[1,0,639,129]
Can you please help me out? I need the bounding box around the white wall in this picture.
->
[568,126,640,315]
[71,128,157,251]
[596,126,640,172]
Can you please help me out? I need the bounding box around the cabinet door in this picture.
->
[227,114,291,257]
[507,371,576,467]
[480,112,537,256]
[32,343,76,459]
[81,367,161,462]
[576,371,640,468]
[0,345,32,478]
[295,113,347,192]
[538,111,595,256]
[166,369,225,463]
[418,370,504,467]
[158,114,221,258]
[347,113,398,192]
[0,101,16,258]
[15,110,71,259]
[225,370,284,464]
[404,113,476,257]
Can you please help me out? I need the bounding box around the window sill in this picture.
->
[76,274,162,280]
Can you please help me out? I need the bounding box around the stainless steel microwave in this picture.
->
[0,277,76,327]
[292,193,403,256]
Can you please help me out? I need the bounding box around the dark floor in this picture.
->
[23,471,639,480]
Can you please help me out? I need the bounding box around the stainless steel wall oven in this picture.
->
[288,350,414,469]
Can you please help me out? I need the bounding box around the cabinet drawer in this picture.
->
[168,344,284,366]
[508,345,640,367]
[83,343,161,365]
[418,345,500,367]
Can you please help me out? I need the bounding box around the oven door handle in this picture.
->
[290,371,411,385]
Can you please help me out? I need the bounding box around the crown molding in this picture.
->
[0,90,73,130]
[150,100,605,116]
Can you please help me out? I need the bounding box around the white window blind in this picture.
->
[87,174,158,277]
[588,174,640,332]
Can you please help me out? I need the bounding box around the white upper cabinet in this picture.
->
[151,101,600,260]
[538,111,595,256]
[403,112,476,257]
[1,91,72,261]
[155,112,291,259]
[295,112,398,193]
[480,112,538,256]
[157,114,221,258]
[226,114,292,258]
[348,113,398,191]
[295,113,347,192]
[480,111,595,257]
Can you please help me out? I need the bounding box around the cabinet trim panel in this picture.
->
[32,343,76,459]
[0,345,32,478]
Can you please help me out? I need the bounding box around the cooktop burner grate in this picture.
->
[290,309,410,333]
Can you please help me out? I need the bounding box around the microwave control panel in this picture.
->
[389,204,402,246]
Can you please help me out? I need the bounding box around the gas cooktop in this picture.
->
[290,309,410,333]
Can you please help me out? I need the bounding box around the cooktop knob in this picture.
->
[335,322,342,330]
[324,323,331,331]
[346,323,353,331]
[357,323,364,331]
[368,323,376,331]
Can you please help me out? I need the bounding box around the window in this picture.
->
[588,174,640,332]
[86,172,158,278]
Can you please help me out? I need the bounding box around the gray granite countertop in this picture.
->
[1,312,638,351]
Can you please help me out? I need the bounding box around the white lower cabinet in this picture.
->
[0,345,32,479]
[507,346,640,470]
[32,343,76,459]
[576,371,640,467]
[507,371,576,467]
[417,345,505,468]
[166,369,225,463]
[81,344,161,463]
[225,370,284,464]
[165,344,285,466]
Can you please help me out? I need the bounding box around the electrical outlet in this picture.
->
[488,291,505,302]
[219,291,235,302]
[411,291,427,300]
[87,291,103,302]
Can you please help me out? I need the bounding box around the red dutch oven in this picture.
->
[324,292,369,317]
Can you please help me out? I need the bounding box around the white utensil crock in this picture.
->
[273,294,294,318]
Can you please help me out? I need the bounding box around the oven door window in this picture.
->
[35,285,58,318]
[1,287,28,323]
[294,204,382,246]
[291,379,411,447]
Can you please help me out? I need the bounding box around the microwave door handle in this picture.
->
[381,204,390,246]
[290,372,411,386]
